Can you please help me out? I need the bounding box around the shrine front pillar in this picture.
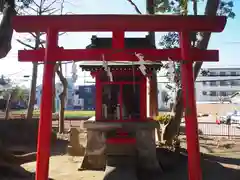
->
[95,73,102,120]
[149,71,159,117]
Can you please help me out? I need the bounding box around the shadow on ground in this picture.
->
[102,148,240,180]
[0,139,68,180]
[154,148,240,180]
[0,119,69,156]
[0,119,69,180]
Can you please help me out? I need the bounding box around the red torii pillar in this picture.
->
[12,15,226,180]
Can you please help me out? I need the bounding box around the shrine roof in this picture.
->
[86,35,156,49]
[79,61,162,71]
[80,36,162,71]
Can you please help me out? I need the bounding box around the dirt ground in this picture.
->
[1,119,240,180]
[19,137,240,180]
[22,156,104,180]
[21,149,240,180]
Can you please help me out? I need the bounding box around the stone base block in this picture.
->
[106,143,136,156]
[136,129,162,172]
[79,130,106,170]
[66,145,85,156]
[79,154,106,171]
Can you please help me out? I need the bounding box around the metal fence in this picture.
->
[51,120,240,139]
[180,121,240,139]
[4,113,239,139]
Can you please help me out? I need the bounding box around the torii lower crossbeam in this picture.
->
[12,14,227,180]
[18,48,219,62]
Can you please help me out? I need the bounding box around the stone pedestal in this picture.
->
[136,129,162,172]
[81,120,160,172]
[79,130,106,170]
[67,128,85,156]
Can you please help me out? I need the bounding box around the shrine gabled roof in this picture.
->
[79,61,162,71]
[86,35,156,49]
[80,36,162,71]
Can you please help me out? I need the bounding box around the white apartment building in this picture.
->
[195,67,240,102]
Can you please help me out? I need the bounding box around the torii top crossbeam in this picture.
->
[13,14,226,32]
[13,15,226,63]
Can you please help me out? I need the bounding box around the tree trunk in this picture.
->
[26,62,38,120]
[162,0,220,143]
[0,5,16,59]
[58,91,66,133]
[56,63,67,133]
[147,0,159,117]
[52,65,57,113]
[52,84,55,113]
[4,92,13,120]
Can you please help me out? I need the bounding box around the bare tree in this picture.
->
[16,0,71,122]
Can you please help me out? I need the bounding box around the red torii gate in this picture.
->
[12,14,226,180]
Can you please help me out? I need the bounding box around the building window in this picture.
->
[210,91,217,96]
[220,91,227,96]
[230,71,237,76]
[219,72,226,76]
[84,87,91,93]
[209,72,217,76]
[220,80,228,86]
[202,81,207,86]
[210,81,217,86]
[88,98,93,104]
[202,91,207,95]
[227,91,238,96]
[226,91,233,96]
[67,99,72,104]
[230,80,240,86]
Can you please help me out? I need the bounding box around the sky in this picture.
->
[0,0,239,87]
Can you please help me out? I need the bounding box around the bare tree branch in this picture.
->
[29,32,37,39]
[59,32,67,36]
[16,39,35,49]
[18,8,32,15]
[31,0,41,9]
[40,0,47,8]
[17,0,68,51]
[192,0,198,15]
[57,0,67,39]
[25,5,38,13]
[42,0,58,13]
[46,8,60,15]
[126,0,142,14]
[60,0,65,14]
